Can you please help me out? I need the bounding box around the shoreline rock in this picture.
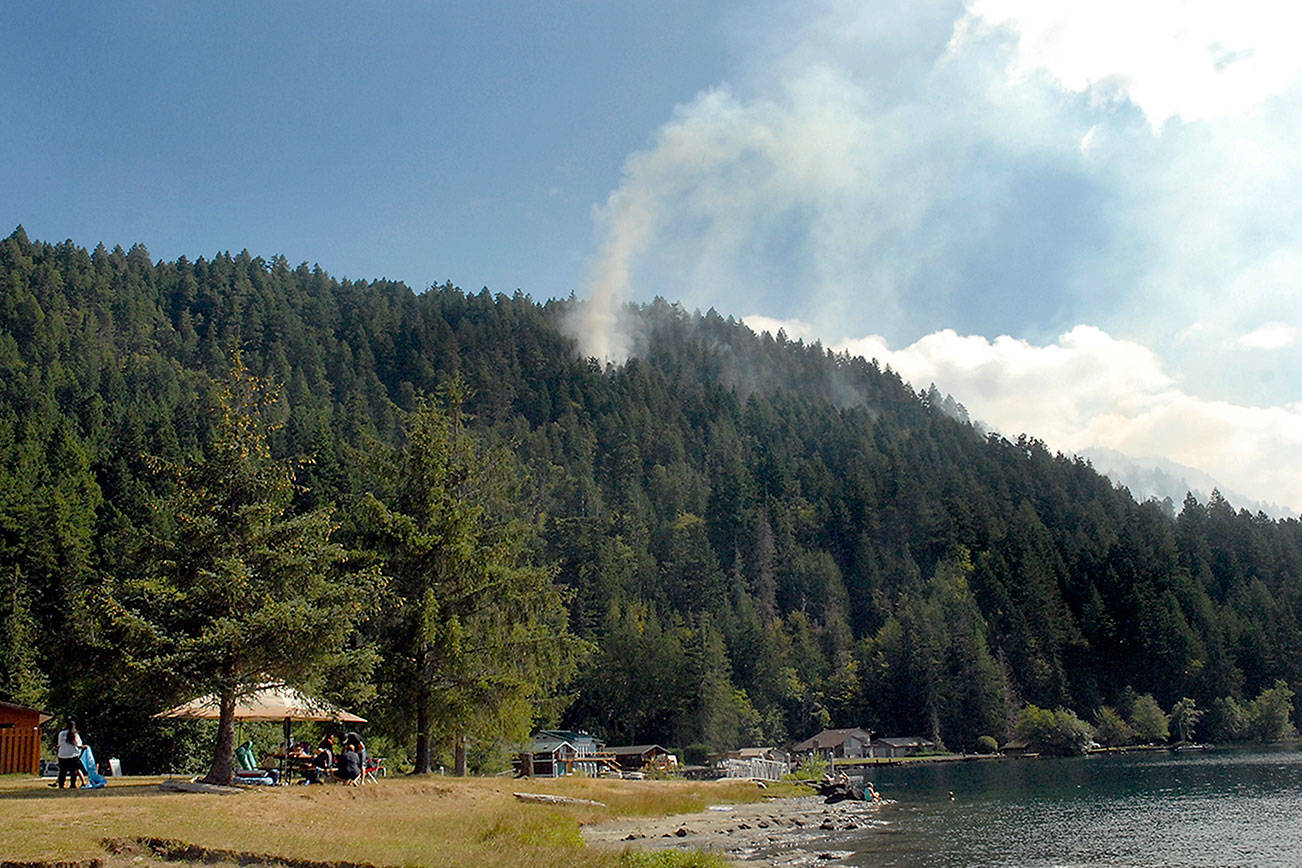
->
[581,795,884,865]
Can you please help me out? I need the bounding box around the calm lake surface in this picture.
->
[840,748,1302,867]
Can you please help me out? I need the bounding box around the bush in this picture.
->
[975,735,998,754]
[783,755,828,782]
[1016,705,1093,756]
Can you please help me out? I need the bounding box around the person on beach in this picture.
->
[55,720,84,789]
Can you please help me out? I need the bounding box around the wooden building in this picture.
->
[606,744,678,773]
[869,736,937,757]
[793,727,873,759]
[514,730,619,777]
[0,700,51,776]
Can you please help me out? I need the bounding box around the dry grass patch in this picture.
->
[0,774,766,867]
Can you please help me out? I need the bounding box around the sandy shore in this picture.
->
[582,795,887,865]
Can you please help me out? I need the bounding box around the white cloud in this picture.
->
[831,324,1302,514]
[1238,323,1297,351]
[741,314,817,343]
[953,0,1302,127]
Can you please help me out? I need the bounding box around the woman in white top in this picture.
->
[56,720,85,789]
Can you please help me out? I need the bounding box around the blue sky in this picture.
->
[4,0,737,294]
[5,1,1302,512]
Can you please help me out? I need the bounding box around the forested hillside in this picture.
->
[2,226,1300,770]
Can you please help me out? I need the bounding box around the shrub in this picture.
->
[1016,705,1093,756]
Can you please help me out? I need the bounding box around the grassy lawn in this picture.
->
[0,773,794,866]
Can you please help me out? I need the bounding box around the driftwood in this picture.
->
[157,779,244,795]
[512,792,607,808]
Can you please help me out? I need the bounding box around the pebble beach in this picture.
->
[582,794,886,865]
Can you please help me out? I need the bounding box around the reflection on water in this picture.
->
[841,748,1302,867]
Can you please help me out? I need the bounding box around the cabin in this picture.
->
[869,736,938,758]
[0,700,51,775]
[1000,739,1035,758]
[793,727,873,759]
[606,744,678,773]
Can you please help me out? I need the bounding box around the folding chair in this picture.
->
[361,756,383,784]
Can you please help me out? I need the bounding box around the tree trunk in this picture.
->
[414,684,431,774]
[202,688,237,786]
[454,734,467,776]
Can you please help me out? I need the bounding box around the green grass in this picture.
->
[620,851,732,868]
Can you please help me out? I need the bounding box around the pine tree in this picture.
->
[0,565,48,706]
[111,356,373,784]
[361,380,580,774]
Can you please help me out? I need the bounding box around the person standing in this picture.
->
[56,720,84,789]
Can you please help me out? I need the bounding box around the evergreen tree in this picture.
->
[0,565,47,706]
[360,381,580,774]
[110,357,372,784]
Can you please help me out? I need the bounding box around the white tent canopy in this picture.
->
[154,684,365,723]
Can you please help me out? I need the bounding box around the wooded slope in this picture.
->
[1,227,1299,766]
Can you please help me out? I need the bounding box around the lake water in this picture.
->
[838,748,1302,867]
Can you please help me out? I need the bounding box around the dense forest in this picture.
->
[1,226,1300,773]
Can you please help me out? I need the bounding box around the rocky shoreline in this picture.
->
[581,795,886,865]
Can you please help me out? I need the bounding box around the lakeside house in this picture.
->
[514,729,623,777]
[1000,739,1034,757]
[0,699,51,775]
[793,727,873,759]
[869,736,938,758]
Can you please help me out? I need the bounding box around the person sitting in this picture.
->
[336,743,361,784]
[344,731,366,768]
[302,736,334,784]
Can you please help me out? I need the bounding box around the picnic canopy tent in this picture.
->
[154,684,365,778]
